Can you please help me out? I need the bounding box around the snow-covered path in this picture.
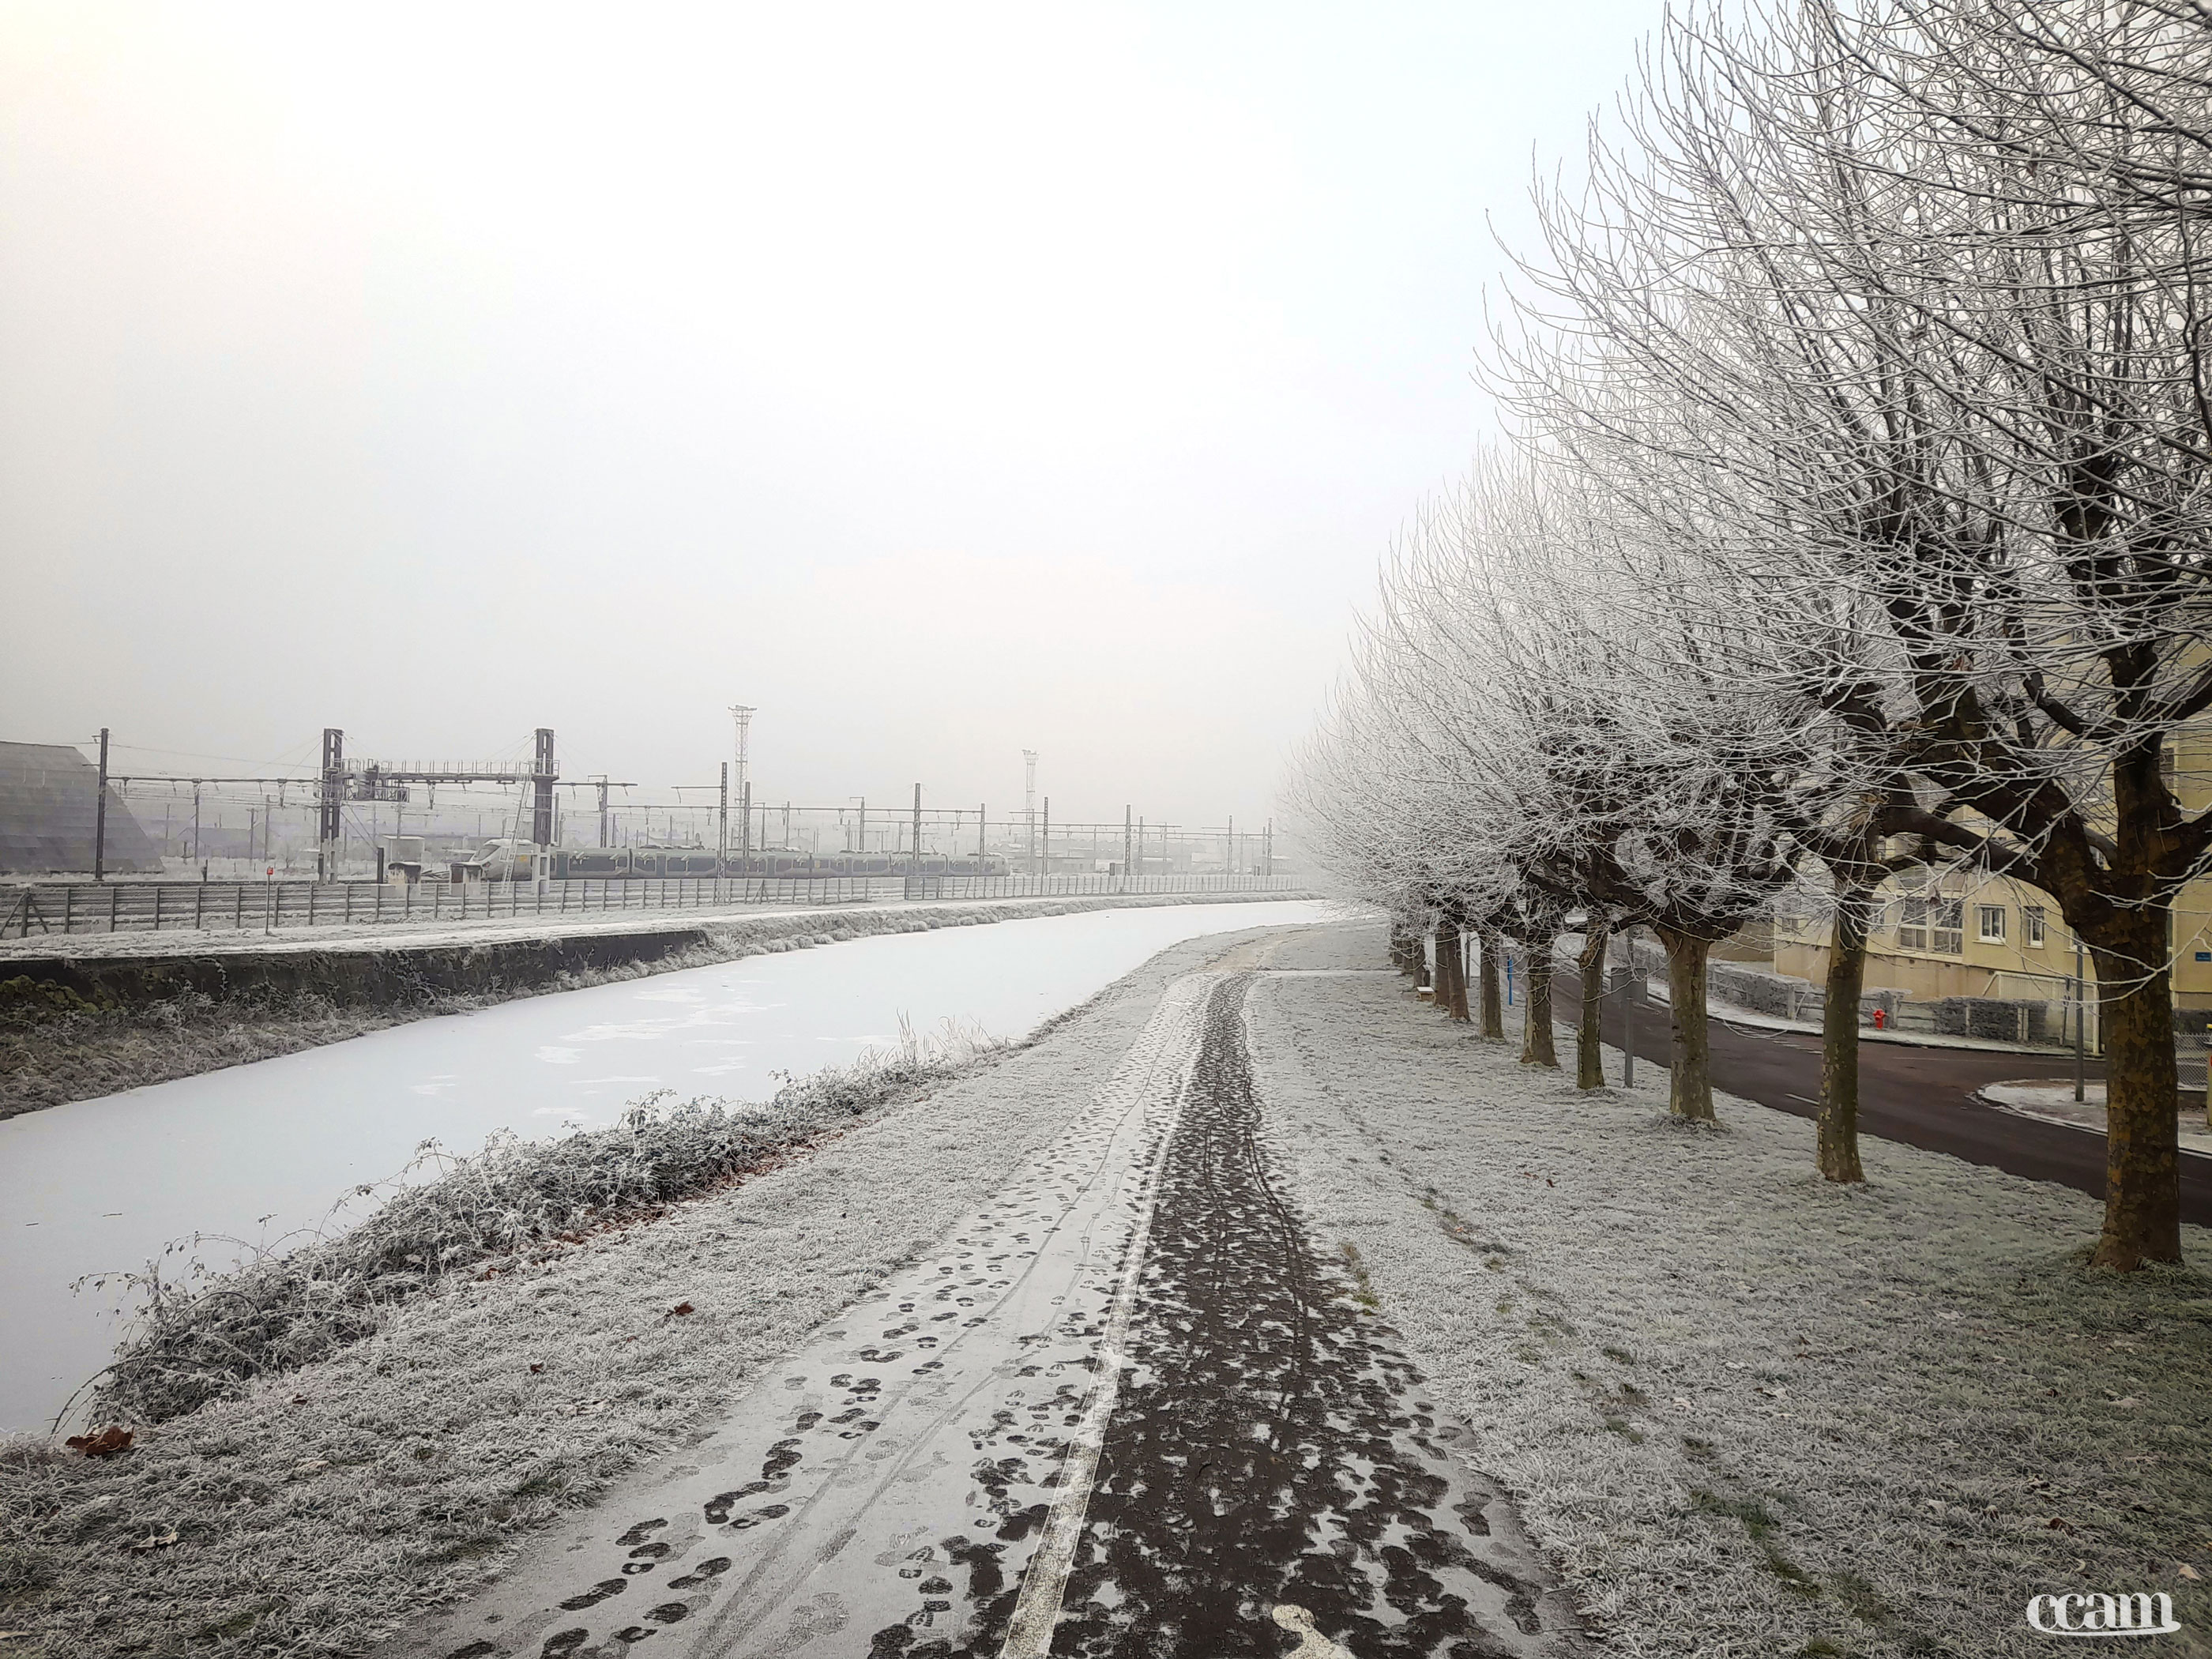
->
[382,957,1572,1659]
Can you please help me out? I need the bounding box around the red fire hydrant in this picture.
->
[1872,1007,1887,1030]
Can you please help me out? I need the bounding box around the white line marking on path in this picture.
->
[996,975,1212,1659]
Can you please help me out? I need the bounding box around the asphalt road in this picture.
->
[1552,969,2212,1228]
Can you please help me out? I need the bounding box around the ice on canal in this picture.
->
[0,901,1333,1432]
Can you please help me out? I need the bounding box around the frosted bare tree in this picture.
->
[1490,0,2212,1267]
[1297,0,2208,1271]
[1712,0,2212,1266]
[1298,448,1811,1116]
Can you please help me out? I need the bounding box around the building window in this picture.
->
[2024,905,2046,947]
[1932,898,1965,955]
[1977,904,2007,944]
[1899,897,1928,951]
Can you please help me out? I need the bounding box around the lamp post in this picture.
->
[93,728,110,882]
[2074,937,2087,1103]
[1619,930,1636,1088]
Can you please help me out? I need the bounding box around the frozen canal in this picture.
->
[0,900,1332,1432]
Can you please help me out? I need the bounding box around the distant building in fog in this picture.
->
[0,740,162,875]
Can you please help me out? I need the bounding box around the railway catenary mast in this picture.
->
[1023,749,1038,876]
[728,705,754,811]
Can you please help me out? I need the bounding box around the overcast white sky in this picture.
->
[2,2,1663,827]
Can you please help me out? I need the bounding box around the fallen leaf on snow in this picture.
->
[2179,1565,2202,1582]
[670,1302,695,1317]
[126,1529,179,1554]
[291,1458,329,1477]
[63,1427,133,1458]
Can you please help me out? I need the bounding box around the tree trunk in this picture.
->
[1390,923,1416,977]
[1477,925,1505,1040]
[1443,919,1470,1021]
[1415,927,1431,991]
[1577,920,1612,1090]
[1818,882,1873,1183]
[1520,935,1559,1068]
[1654,924,1714,1121]
[1398,922,1423,979]
[2080,906,2181,1270]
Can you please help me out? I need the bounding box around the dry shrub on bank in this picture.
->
[90,1019,1002,1426]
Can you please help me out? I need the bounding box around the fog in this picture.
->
[0,2,1661,822]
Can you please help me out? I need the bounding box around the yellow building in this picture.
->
[1774,732,2212,1043]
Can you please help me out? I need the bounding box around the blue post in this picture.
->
[1506,955,1515,1006]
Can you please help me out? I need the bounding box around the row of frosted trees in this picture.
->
[1292,0,2212,1271]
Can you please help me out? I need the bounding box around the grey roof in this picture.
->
[0,741,164,874]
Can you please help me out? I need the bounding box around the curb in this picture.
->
[1969,1087,2212,1161]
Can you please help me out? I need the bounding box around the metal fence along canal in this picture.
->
[0,873,1307,940]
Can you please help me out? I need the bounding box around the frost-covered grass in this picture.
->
[88,1018,1003,1427]
[1251,922,2212,1659]
[0,988,405,1121]
[0,927,1266,1659]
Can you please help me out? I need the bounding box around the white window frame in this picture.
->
[1977,904,2007,945]
[1932,898,1965,956]
[1898,897,1928,952]
[2023,905,2046,948]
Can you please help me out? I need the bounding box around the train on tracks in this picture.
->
[466,839,1011,882]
